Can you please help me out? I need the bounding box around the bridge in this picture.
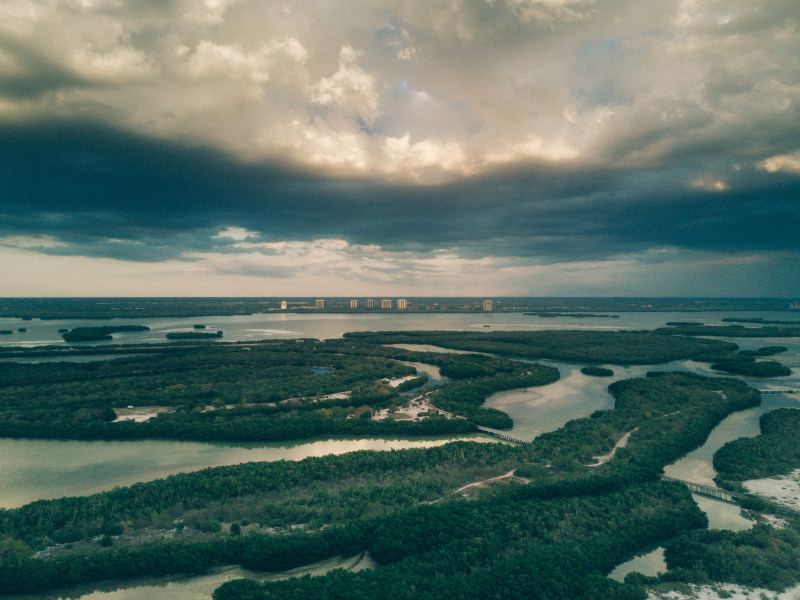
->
[662,476,800,517]
[760,390,798,395]
[661,476,747,504]
[476,426,533,444]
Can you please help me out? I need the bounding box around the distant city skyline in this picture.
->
[0,1,798,297]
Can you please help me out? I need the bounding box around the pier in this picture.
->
[661,476,747,504]
[476,426,533,444]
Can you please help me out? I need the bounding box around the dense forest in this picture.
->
[342,330,739,364]
[714,409,800,482]
[0,371,773,598]
[0,328,798,598]
[657,322,800,338]
[0,339,558,441]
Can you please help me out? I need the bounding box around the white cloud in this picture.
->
[307,45,379,126]
[1,0,798,182]
[503,0,594,24]
[0,235,68,249]
[382,134,470,176]
[758,151,800,174]
[689,176,728,191]
[213,226,259,241]
[185,38,307,83]
[184,0,241,24]
[71,45,156,82]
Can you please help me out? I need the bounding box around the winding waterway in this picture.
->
[0,435,490,509]
[1,310,799,597]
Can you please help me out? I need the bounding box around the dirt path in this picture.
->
[586,427,638,467]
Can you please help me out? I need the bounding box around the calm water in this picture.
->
[609,547,666,582]
[1,310,798,597]
[0,435,489,509]
[2,310,799,347]
[15,554,375,600]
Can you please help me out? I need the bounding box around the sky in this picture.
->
[0,0,798,297]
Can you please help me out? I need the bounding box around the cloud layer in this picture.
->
[0,0,798,295]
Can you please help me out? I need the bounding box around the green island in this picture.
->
[61,325,151,342]
[0,330,799,598]
[343,329,739,364]
[581,366,615,377]
[0,338,561,441]
[739,346,788,357]
[621,408,800,594]
[657,322,800,338]
[710,359,792,377]
[0,369,765,597]
[166,330,224,340]
[722,318,800,325]
[714,409,800,483]
[525,312,620,318]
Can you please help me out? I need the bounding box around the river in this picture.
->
[0,435,490,509]
[1,310,799,596]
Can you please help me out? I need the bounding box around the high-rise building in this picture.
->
[315,299,325,309]
[280,300,287,310]
[381,299,392,309]
[397,299,407,309]
[482,299,493,312]
[350,299,358,309]
[365,299,375,309]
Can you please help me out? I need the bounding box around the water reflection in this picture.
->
[0,435,490,509]
[17,553,375,600]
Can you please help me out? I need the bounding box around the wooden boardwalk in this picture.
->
[661,476,747,504]
[662,476,800,516]
[476,426,533,444]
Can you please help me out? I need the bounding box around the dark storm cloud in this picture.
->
[2,119,798,264]
[0,32,91,100]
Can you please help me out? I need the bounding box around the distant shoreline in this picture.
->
[0,297,795,320]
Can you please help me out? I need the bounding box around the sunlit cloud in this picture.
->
[213,227,260,242]
[0,0,798,296]
[758,151,800,175]
[0,235,67,249]
[689,176,727,192]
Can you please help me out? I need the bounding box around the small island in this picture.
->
[580,366,614,377]
[525,312,620,318]
[711,360,792,377]
[166,330,223,340]
[62,325,150,342]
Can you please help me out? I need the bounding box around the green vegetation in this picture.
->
[739,346,788,357]
[710,360,792,377]
[654,525,800,592]
[525,312,620,318]
[343,330,738,365]
[582,366,615,377]
[714,409,800,482]
[166,330,223,339]
[0,323,796,598]
[657,323,800,338]
[0,481,705,598]
[0,339,557,441]
[0,371,764,598]
[62,325,150,342]
[722,318,800,325]
[214,482,701,600]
